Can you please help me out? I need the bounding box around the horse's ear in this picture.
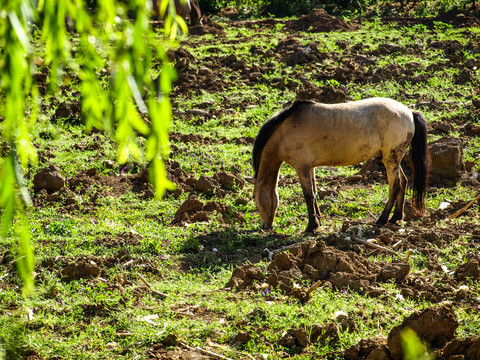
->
[245,177,256,184]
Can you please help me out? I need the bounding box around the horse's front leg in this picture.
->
[297,166,319,233]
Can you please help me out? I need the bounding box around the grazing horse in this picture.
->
[152,0,202,25]
[246,98,430,233]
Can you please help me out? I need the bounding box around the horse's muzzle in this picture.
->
[260,222,272,230]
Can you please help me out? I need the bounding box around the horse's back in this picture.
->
[272,98,415,167]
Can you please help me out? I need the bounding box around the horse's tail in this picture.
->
[410,111,430,214]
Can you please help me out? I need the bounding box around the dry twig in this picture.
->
[352,236,398,254]
[447,193,480,219]
[138,274,168,298]
[179,341,234,360]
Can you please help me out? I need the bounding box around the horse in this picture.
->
[246,98,430,233]
[152,0,202,26]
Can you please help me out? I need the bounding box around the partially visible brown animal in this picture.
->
[247,98,430,233]
[152,0,201,25]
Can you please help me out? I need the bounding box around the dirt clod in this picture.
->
[286,9,359,33]
[228,239,411,301]
[33,164,65,193]
[215,171,244,191]
[194,175,218,194]
[60,260,101,281]
[455,257,480,281]
[226,264,265,290]
[387,304,458,360]
[429,137,464,185]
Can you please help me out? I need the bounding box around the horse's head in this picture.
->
[246,177,278,230]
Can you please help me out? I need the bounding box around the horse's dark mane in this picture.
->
[252,100,314,178]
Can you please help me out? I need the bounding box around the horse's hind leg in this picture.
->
[389,166,407,223]
[376,162,402,225]
[297,166,320,233]
[311,168,321,217]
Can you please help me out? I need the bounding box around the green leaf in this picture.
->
[401,328,434,360]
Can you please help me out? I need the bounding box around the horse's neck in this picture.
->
[257,154,282,190]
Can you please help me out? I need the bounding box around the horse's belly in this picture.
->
[283,137,382,167]
[313,145,382,166]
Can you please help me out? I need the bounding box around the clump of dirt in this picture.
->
[171,194,245,225]
[388,305,458,359]
[33,164,65,193]
[93,231,142,248]
[227,239,410,301]
[229,9,359,33]
[341,304,460,360]
[189,19,225,36]
[296,85,351,103]
[438,336,480,359]
[33,165,155,209]
[455,256,480,281]
[60,259,101,281]
[165,160,245,200]
[226,264,265,290]
[383,9,480,28]
[429,137,465,186]
[279,317,357,350]
[42,250,160,282]
[274,37,325,66]
[67,168,152,198]
[53,100,81,124]
[341,337,388,360]
[286,9,360,33]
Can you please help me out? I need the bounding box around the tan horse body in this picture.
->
[152,0,201,25]
[248,98,430,232]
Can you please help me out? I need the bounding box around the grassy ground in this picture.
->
[2,10,480,360]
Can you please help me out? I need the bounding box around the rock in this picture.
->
[33,164,65,192]
[387,304,458,360]
[429,138,464,183]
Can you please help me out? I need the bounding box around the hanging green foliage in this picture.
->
[0,0,185,295]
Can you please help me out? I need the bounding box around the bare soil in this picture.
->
[23,8,480,359]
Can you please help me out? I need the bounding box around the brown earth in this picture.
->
[227,231,480,306]
[23,8,480,360]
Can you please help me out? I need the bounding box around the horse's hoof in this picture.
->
[260,222,273,230]
[375,219,387,226]
[304,224,318,233]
